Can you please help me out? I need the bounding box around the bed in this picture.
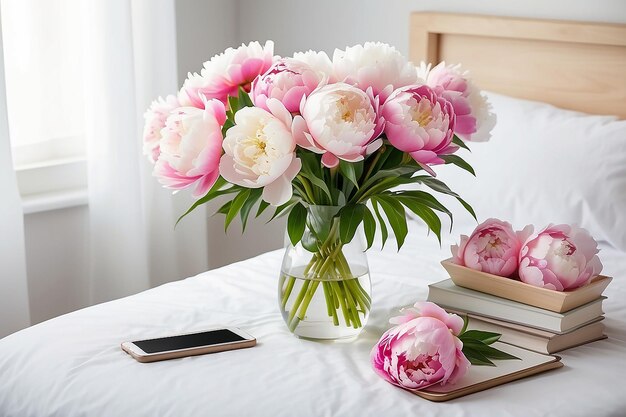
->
[1,13,626,417]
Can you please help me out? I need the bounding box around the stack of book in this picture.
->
[427,263,611,354]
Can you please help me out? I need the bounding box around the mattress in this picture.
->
[1,225,625,417]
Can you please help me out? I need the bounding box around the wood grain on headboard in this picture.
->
[410,13,626,118]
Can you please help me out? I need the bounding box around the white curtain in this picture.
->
[81,0,208,303]
[0,11,31,337]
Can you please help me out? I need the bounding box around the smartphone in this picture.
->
[121,327,256,363]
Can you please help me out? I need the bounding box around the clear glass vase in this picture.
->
[278,205,371,340]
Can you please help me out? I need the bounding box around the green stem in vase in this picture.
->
[281,276,296,309]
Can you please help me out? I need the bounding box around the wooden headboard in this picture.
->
[410,13,626,118]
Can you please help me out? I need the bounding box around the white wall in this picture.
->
[20,0,626,325]
[237,0,626,57]
[175,0,287,268]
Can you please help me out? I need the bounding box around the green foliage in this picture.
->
[339,204,365,244]
[441,154,475,176]
[287,203,307,246]
[459,323,520,366]
[452,134,471,152]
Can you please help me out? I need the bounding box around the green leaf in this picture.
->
[460,330,501,345]
[297,149,322,178]
[398,198,442,243]
[215,200,232,215]
[380,146,405,170]
[239,188,262,233]
[360,167,417,192]
[287,202,307,246]
[462,340,520,361]
[457,196,477,221]
[256,200,270,218]
[339,160,359,189]
[176,177,232,227]
[415,176,476,221]
[452,134,471,152]
[463,348,496,366]
[395,191,453,230]
[227,95,239,114]
[362,206,376,250]
[225,189,250,231]
[238,86,254,107]
[441,154,476,176]
[375,196,408,250]
[268,200,296,222]
[339,204,365,244]
[371,200,388,248]
[415,176,460,197]
[299,171,332,202]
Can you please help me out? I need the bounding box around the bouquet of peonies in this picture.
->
[143,41,496,336]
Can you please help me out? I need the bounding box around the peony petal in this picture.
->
[321,152,340,168]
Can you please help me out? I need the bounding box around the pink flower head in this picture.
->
[382,84,456,175]
[142,95,180,163]
[333,42,418,102]
[251,57,327,113]
[219,99,301,206]
[371,302,470,392]
[180,41,276,108]
[451,219,531,277]
[519,224,603,291]
[419,62,496,142]
[292,82,384,168]
[154,99,226,198]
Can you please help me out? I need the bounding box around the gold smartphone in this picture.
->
[121,327,256,363]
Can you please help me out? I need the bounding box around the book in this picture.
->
[464,314,606,354]
[415,342,563,402]
[427,279,605,333]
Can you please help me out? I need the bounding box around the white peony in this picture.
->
[219,99,301,205]
[292,82,384,168]
[333,42,419,101]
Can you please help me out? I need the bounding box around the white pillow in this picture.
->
[433,91,626,251]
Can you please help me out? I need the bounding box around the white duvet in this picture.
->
[1,226,625,417]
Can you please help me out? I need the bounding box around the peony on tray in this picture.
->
[441,259,612,313]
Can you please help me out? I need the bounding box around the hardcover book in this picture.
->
[427,279,605,333]
[416,342,563,401]
[463,314,606,354]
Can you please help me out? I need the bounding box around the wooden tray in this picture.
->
[441,259,612,313]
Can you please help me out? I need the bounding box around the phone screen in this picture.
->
[133,329,245,354]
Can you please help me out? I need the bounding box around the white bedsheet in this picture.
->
[1,226,625,417]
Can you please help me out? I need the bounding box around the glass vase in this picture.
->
[278,205,371,340]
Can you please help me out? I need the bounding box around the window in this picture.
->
[1,0,87,207]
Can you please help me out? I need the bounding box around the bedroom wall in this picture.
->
[20,0,626,325]
[237,0,626,57]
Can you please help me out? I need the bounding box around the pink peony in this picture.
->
[419,62,496,142]
[451,219,531,277]
[180,41,275,108]
[382,84,456,175]
[153,99,226,198]
[142,95,180,163]
[251,57,327,113]
[292,82,384,168]
[519,224,603,291]
[219,99,301,206]
[371,302,470,392]
[333,42,418,102]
